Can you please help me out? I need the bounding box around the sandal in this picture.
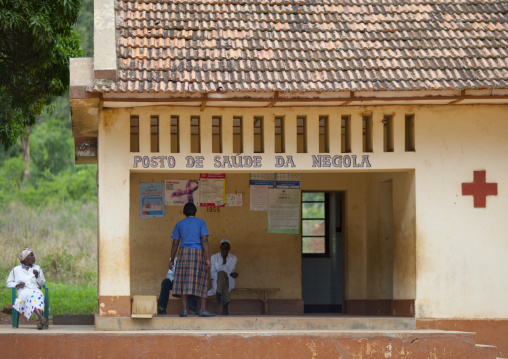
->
[198,311,216,317]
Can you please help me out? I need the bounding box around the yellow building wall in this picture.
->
[129,172,302,300]
[413,105,508,318]
[129,170,415,304]
[97,104,508,319]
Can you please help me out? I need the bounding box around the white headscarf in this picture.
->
[19,248,33,262]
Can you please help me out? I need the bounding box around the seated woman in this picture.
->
[6,248,47,330]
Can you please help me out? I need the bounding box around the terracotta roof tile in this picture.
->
[93,0,508,94]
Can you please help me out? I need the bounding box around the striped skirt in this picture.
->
[172,247,208,298]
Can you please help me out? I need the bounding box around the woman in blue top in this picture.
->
[169,203,215,317]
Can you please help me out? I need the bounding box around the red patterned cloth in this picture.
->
[172,247,207,298]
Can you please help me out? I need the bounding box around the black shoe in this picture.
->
[214,293,221,305]
[157,307,167,315]
[179,311,188,317]
[221,303,229,316]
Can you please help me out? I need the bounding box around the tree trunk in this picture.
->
[21,130,31,181]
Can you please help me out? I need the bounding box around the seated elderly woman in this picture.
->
[6,248,47,330]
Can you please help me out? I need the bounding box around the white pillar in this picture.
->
[97,109,131,317]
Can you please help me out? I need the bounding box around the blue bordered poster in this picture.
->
[140,182,165,218]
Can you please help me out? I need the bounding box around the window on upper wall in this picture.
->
[190,116,200,153]
[301,192,329,256]
[405,114,415,152]
[233,116,243,153]
[297,116,307,153]
[362,114,373,152]
[171,116,179,153]
[319,115,329,153]
[130,116,139,152]
[341,115,351,153]
[383,114,394,152]
[212,116,222,153]
[150,116,159,152]
[254,116,264,153]
[274,116,285,153]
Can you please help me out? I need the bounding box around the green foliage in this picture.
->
[42,248,96,285]
[0,95,98,206]
[0,156,24,193]
[0,202,98,314]
[0,166,97,207]
[76,0,94,57]
[45,281,97,315]
[0,0,98,316]
[0,0,84,149]
[30,97,74,175]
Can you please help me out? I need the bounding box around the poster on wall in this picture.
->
[164,180,200,206]
[268,188,300,233]
[226,193,243,206]
[200,173,225,207]
[249,173,275,187]
[275,173,301,189]
[139,182,165,218]
[250,185,269,211]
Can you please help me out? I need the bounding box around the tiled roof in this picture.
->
[93,0,508,94]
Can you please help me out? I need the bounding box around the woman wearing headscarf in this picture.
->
[6,248,47,330]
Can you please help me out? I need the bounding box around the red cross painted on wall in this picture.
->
[461,170,498,208]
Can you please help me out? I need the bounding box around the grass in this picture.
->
[0,279,97,315]
[0,201,98,315]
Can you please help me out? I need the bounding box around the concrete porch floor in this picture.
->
[95,313,416,331]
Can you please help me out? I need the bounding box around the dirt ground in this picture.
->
[0,311,52,326]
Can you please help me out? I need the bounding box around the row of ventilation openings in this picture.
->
[130,114,415,154]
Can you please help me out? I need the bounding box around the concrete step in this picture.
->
[0,326,486,358]
[95,314,416,331]
[476,344,499,359]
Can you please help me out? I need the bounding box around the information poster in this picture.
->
[226,193,243,206]
[200,173,225,207]
[250,185,269,211]
[140,182,165,218]
[268,188,300,233]
[276,173,301,189]
[164,180,200,206]
[249,173,275,187]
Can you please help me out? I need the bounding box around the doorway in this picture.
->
[301,191,344,313]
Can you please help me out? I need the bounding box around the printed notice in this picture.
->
[268,188,300,233]
[140,182,165,219]
[249,173,275,187]
[200,173,225,207]
[250,185,269,211]
[226,193,243,206]
[276,173,301,189]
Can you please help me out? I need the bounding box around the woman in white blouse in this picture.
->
[6,248,47,329]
